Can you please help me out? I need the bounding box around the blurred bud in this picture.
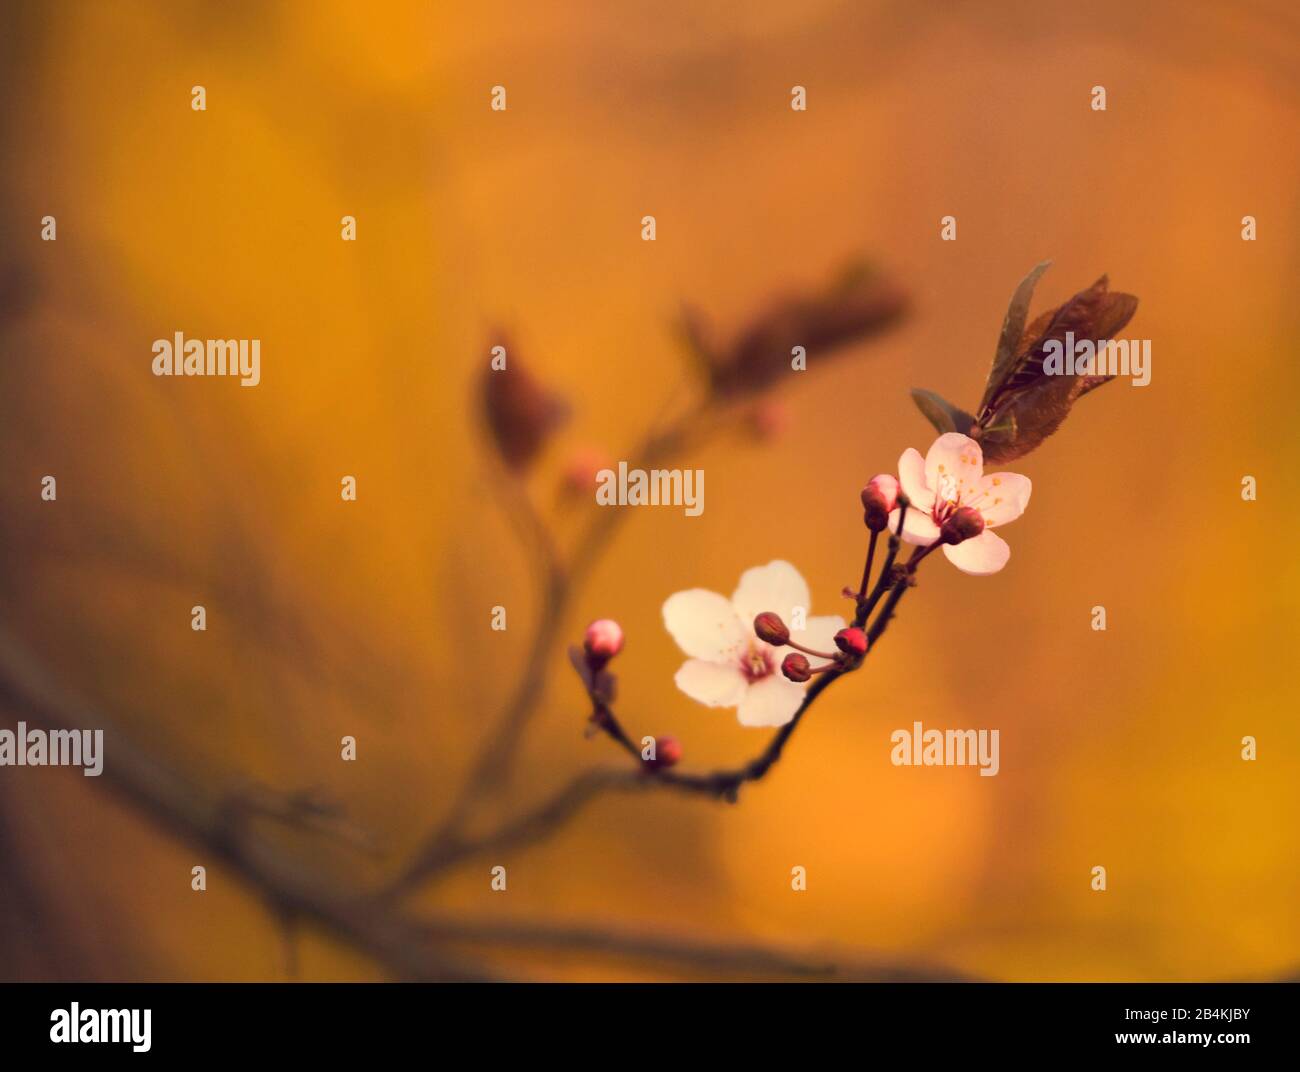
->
[834,626,868,657]
[861,474,900,531]
[583,619,624,663]
[940,506,985,545]
[745,400,789,442]
[560,447,610,499]
[480,334,568,471]
[646,735,683,769]
[781,652,812,682]
[753,611,790,646]
[706,259,909,399]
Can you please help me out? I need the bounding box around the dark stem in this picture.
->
[857,528,879,601]
[855,499,909,627]
[592,667,845,803]
[905,537,945,573]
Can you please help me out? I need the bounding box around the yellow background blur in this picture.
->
[1,0,1297,981]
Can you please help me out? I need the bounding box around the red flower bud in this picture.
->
[583,619,624,662]
[781,652,812,682]
[861,474,900,531]
[753,611,790,646]
[834,626,868,656]
[646,735,683,769]
[940,506,985,545]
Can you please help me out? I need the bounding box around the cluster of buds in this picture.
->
[751,613,870,683]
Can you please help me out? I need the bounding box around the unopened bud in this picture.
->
[781,652,812,682]
[940,506,985,545]
[753,611,790,646]
[647,736,683,769]
[834,626,868,656]
[861,474,900,531]
[583,619,624,662]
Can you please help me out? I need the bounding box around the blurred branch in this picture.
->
[0,259,917,981]
[0,625,495,982]
[385,768,644,889]
[414,392,714,852]
[416,915,977,982]
[230,782,385,859]
[0,621,972,982]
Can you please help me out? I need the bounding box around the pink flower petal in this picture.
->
[942,529,1010,576]
[925,433,984,505]
[788,614,846,655]
[896,447,934,512]
[972,472,1032,528]
[730,560,811,627]
[674,659,748,707]
[890,505,941,546]
[662,589,747,660]
[736,674,806,728]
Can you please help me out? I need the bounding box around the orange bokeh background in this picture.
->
[1,0,1297,980]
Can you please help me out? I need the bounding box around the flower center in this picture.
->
[932,472,963,524]
[738,642,775,683]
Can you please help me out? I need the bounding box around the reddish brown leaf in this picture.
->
[480,335,568,471]
[708,260,909,398]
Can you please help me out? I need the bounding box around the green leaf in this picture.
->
[978,260,1052,416]
[910,388,975,436]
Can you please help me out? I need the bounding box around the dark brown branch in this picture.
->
[591,666,848,803]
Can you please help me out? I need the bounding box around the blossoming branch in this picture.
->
[565,262,1136,801]
[388,260,1135,914]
